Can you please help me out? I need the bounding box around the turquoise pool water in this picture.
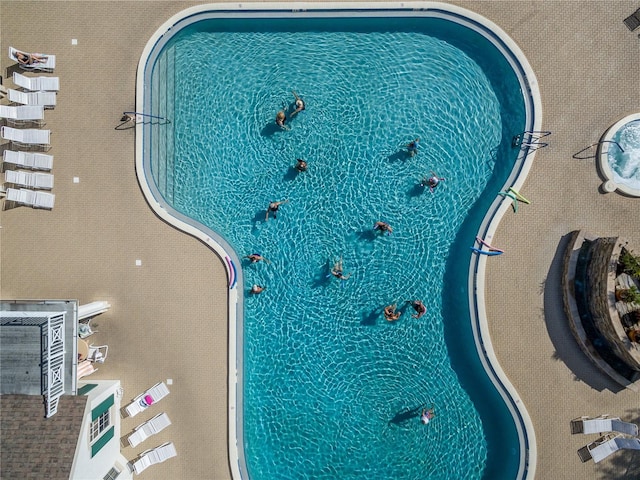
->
[146,15,526,480]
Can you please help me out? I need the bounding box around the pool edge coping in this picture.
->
[134,3,540,479]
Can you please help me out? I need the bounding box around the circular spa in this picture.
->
[136,4,541,480]
[598,113,640,197]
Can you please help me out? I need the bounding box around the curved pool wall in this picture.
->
[135,3,541,479]
[598,113,640,197]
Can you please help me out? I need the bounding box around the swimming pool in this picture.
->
[137,4,540,479]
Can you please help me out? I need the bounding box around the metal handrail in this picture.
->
[572,140,625,160]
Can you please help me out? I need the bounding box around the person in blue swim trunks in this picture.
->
[407,137,420,157]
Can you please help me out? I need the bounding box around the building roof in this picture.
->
[1,394,88,480]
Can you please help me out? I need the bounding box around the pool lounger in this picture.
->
[125,381,170,417]
[127,412,172,447]
[131,442,177,475]
[4,187,55,209]
[2,150,53,171]
[7,89,56,108]
[8,47,56,72]
[13,72,60,92]
[0,105,45,126]
[1,126,51,150]
[5,170,54,190]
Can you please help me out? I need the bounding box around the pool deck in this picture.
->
[1,1,639,479]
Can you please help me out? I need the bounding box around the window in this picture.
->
[103,466,121,480]
[90,410,110,441]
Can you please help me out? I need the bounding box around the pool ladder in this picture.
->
[511,130,551,154]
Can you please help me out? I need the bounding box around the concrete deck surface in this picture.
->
[1,1,639,479]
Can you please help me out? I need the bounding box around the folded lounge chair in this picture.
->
[128,412,172,447]
[5,187,55,209]
[2,150,53,171]
[579,434,640,463]
[77,360,97,379]
[1,126,51,150]
[132,442,177,475]
[0,105,45,125]
[9,47,56,72]
[570,415,639,436]
[8,89,56,108]
[125,381,170,418]
[13,72,60,92]
[4,170,54,190]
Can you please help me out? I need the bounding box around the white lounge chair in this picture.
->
[12,72,60,92]
[584,435,640,463]
[132,442,177,475]
[571,415,639,436]
[0,105,45,126]
[2,150,53,170]
[128,412,172,447]
[125,382,170,418]
[87,344,108,363]
[1,126,51,149]
[8,89,56,108]
[5,187,55,209]
[9,47,56,72]
[4,170,54,190]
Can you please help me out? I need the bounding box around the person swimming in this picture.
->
[421,407,435,424]
[295,158,308,172]
[374,221,393,235]
[245,253,270,264]
[276,111,289,129]
[290,91,305,118]
[265,199,289,221]
[250,284,265,294]
[331,257,351,281]
[408,299,426,319]
[420,171,445,193]
[407,137,420,157]
[384,304,401,322]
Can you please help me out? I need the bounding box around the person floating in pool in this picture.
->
[295,158,308,172]
[250,284,265,294]
[421,407,435,424]
[384,304,401,322]
[374,221,393,236]
[265,199,289,222]
[290,91,305,118]
[420,171,446,193]
[245,253,270,264]
[407,299,426,319]
[331,257,351,281]
[276,110,289,130]
[406,137,420,157]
